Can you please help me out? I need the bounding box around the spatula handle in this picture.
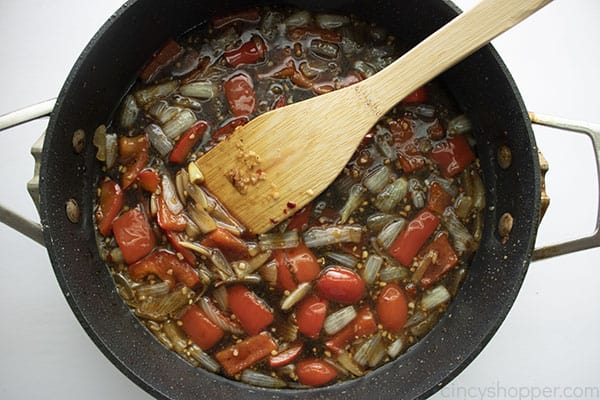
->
[361,0,552,115]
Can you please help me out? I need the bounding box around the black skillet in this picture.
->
[10,0,550,398]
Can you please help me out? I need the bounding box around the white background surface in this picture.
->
[0,1,599,399]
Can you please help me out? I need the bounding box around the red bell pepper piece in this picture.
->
[315,266,365,305]
[119,135,149,190]
[215,332,278,376]
[227,285,274,335]
[156,195,187,232]
[224,35,267,68]
[269,340,304,368]
[285,203,313,232]
[128,249,199,289]
[426,181,453,215]
[402,86,428,103]
[296,294,328,339]
[223,73,256,117]
[112,208,156,264]
[389,210,440,266]
[138,169,161,193]
[419,232,458,288]
[212,8,260,29]
[389,117,426,173]
[166,230,197,265]
[296,359,339,387]
[168,120,208,164]
[430,135,476,177]
[200,227,249,261]
[288,27,342,43]
[376,283,408,332]
[181,305,224,350]
[274,244,321,291]
[139,39,184,83]
[325,307,377,354]
[95,179,123,236]
[209,116,248,146]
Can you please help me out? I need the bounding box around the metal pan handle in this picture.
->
[0,99,56,246]
[530,112,600,261]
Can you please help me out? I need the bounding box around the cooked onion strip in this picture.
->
[387,338,404,359]
[303,225,362,248]
[376,218,406,249]
[420,285,451,311]
[379,266,409,282]
[374,177,408,213]
[339,184,367,223]
[198,296,244,335]
[119,94,139,128]
[442,207,476,255]
[336,351,364,377]
[188,344,220,372]
[135,285,195,321]
[145,124,173,157]
[135,281,171,299]
[259,231,299,250]
[134,80,179,106]
[324,306,357,335]
[363,166,392,194]
[408,178,426,209]
[163,320,188,353]
[361,254,383,285]
[163,109,197,139]
[354,332,385,367]
[366,213,396,233]
[241,370,287,389]
[179,81,215,100]
[325,251,359,268]
[281,282,312,311]
[187,204,217,233]
[447,114,472,136]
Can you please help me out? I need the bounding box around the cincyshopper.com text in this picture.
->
[440,381,600,400]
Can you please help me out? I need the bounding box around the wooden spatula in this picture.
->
[195,0,551,234]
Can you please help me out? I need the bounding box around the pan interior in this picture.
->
[39,0,541,399]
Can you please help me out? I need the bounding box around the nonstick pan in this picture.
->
[1,0,599,399]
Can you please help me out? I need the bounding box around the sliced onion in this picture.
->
[284,10,311,27]
[420,285,451,311]
[136,285,194,322]
[379,266,409,282]
[175,169,189,204]
[408,178,425,209]
[339,184,367,223]
[188,344,220,372]
[361,254,383,286]
[272,315,298,342]
[198,296,244,335]
[447,114,472,135]
[387,338,404,358]
[213,285,228,311]
[187,161,204,185]
[325,251,359,268]
[119,94,139,128]
[442,207,476,255]
[363,166,392,194]
[172,94,204,110]
[187,204,217,234]
[145,124,173,157]
[353,60,377,78]
[259,260,278,287]
[336,351,364,377]
[148,101,182,124]
[161,173,184,214]
[471,170,485,210]
[374,177,408,213]
[105,132,118,169]
[134,80,179,106]
[241,370,287,389]
[281,282,312,311]
[186,181,209,209]
[405,104,436,118]
[163,109,197,139]
[375,131,397,161]
[171,48,200,77]
[405,310,426,328]
[180,81,215,100]
[376,218,406,249]
[454,193,473,219]
[134,281,170,299]
[303,225,362,248]
[241,250,272,277]
[163,320,188,353]
[315,14,349,29]
[310,39,339,60]
[366,213,396,233]
[208,247,235,280]
[259,231,299,250]
[324,306,357,335]
[353,332,384,367]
